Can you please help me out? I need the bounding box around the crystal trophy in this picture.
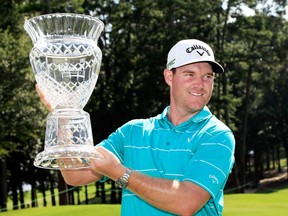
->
[24,13,104,169]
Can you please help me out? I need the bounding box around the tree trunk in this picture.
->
[0,158,7,212]
[68,186,75,205]
[240,65,253,192]
[111,181,117,204]
[231,163,241,192]
[117,183,122,204]
[42,190,47,207]
[260,152,264,179]
[76,187,80,204]
[85,185,88,204]
[58,172,69,205]
[19,184,25,209]
[253,147,261,187]
[31,181,38,207]
[11,183,18,210]
[271,145,275,170]
[266,149,270,171]
[48,173,56,206]
[277,145,282,173]
[95,182,100,197]
[100,182,106,204]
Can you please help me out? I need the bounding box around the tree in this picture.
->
[225,4,288,189]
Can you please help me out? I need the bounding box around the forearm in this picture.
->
[61,169,103,186]
[127,171,210,216]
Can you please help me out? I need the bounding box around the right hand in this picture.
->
[35,84,53,112]
[90,146,125,181]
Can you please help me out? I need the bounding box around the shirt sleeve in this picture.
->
[97,121,133,166]
[182,130,235,199]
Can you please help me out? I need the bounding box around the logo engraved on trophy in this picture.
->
[24,13,104,170]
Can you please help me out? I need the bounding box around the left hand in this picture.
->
[36,84,53,112]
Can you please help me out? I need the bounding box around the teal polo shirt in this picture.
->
[98,106,235,216]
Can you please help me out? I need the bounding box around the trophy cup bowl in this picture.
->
[24,13,104,169]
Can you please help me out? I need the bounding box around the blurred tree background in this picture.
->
[1,0,288,212]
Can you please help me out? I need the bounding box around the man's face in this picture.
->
[165,62,215,115]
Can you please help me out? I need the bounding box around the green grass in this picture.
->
[5,181,116,210]
[223,188,288,216]
[1,187,288,216]
[0,205,121,216]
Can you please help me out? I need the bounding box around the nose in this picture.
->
[192,76,204,88]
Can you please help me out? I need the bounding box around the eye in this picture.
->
[203,73,214,80]
[184,72,194,77]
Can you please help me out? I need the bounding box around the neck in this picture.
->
[167,106,200,126]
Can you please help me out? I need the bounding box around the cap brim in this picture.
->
[209,61,224,73]
[170,60,224,73]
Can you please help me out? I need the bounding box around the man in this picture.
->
[37,39,235,215]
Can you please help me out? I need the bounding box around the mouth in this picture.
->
[189,92,204,96]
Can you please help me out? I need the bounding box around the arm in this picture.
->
[60,168,103,186]
[128,171,210,216]
[92,147,211,216]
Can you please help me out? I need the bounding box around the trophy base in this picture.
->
[34,145,100,170]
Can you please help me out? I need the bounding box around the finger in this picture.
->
[35,84,53,112]
[35,84,44,100]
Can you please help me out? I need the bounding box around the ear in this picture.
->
[163,69,173,86]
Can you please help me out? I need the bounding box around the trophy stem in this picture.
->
[34,108,98,170]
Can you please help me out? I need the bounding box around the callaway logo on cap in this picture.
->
[166,39,224,73]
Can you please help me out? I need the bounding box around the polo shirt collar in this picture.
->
[160,106,212,128]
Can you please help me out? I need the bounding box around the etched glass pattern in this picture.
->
[24,13,104,169]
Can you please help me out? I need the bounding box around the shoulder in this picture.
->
[208,115,232,133]
[195,108,235,150]
[196,107,231,132]
[196,108,233,136]
[202,116,235,152]
[121,116,158,129]
[116,111,167,135]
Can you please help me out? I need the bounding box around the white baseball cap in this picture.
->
[166,39,224,73]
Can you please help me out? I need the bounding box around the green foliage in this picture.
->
[0,28,45,158]
[19,0,85,14]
